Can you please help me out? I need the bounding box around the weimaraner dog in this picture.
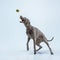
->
[19,16,54,55]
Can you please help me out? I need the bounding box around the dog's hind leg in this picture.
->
[36,44,42,51]
[44,40,54,55]
[36,37,43,51]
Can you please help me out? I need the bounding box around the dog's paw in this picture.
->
[51,52,54,55]
[34,52,36,54]
[27,48,29,51]
[27,49,29,51]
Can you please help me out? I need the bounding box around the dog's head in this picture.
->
[20,16,30,27]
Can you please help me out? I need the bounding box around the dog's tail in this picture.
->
[47,37,54,42]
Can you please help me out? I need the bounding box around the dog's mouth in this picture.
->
[20,16,24,23]
[20,21,22,23]
[20,19,24,23]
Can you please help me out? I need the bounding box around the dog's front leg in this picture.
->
[27,37,30,51]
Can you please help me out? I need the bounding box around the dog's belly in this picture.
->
[27,33,34,39]
[36,35,43,43]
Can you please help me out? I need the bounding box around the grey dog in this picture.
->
[20,16,54,55]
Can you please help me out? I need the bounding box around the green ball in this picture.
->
[16,9,20,12]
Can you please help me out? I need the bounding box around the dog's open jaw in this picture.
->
[20,19,22,23]
[20,16,24,23]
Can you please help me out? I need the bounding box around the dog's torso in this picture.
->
[26,25,46,42]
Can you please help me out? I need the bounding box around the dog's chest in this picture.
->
[26,28,34,38]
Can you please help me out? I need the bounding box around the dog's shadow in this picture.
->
[17,49,49,55]
[37,50,49,54]
[28,50,49,55]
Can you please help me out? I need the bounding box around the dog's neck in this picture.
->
[26,24,32,30]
